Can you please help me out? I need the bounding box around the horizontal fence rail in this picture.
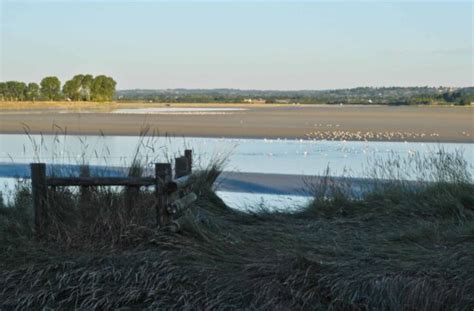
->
[30,150,197,236]
[47,177,157,187]
[165,175,193,193]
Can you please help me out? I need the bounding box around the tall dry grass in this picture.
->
[0,145,473,310]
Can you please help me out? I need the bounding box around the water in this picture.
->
[1,134,473,209]
[216,191,311,211]
[1,134,472,175]
[113,107,246,115]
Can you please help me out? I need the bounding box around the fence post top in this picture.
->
[155,163,172,171]
[30,163,46,167]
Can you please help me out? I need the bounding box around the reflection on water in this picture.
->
[113,107,246,115]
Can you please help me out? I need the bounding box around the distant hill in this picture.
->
[115,87,473,105]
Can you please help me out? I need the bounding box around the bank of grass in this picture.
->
[0,100,118,111]
[0,152,473,310]
[0,100,287,112]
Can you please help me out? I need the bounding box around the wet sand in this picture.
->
[0,105,472,142]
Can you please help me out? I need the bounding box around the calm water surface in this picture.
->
[113,107,247,114]
[1,134,473,209]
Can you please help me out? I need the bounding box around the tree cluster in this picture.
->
[0,75,116,102]
[406,90,474,106]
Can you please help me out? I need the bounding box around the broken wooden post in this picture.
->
[168,217,186,233]
[155,163,172,227]
[167,192,197,215]
[31,163,48,236]
[175,156,188,178]
[184,149,192,174]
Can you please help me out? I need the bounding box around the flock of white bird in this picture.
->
[304,130,446,141]
[302,123,472,141]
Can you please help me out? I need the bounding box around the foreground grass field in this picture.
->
[1,154,473,310]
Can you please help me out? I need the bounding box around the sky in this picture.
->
[0,0,472,90]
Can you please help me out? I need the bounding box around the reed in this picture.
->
[0,142,473,310]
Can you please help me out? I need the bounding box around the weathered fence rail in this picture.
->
[46,177,157,187]
[30,150,196,236]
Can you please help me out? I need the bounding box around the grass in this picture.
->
[0,100,119,111]
[0,100,290,112]
[0,149,473,310]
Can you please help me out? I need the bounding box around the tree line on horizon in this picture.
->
[117,86,473,106]
[0,74,116,102]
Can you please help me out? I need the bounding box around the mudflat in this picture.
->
[0,104,472,142]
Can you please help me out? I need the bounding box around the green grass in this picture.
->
[0,151,473,310]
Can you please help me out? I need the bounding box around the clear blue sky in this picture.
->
[1,0,472,90]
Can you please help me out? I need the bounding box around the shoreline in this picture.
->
[0,129,472,144]
[1,104,472,143]
[0,164,447,198]
[1,100,472,109]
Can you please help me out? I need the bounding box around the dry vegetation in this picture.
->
[0,101,120,112]
[0,151,473,310]
[0,101,283,112]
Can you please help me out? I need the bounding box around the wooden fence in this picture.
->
[30,150,196,236]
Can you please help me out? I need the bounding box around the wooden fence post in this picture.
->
[31,163,48,236]
[125,186,140,214]
[175,157,188,178]
[155,163,172,227]
[184,149,192,174]
[126,166,140,214]
[79,165,91,203]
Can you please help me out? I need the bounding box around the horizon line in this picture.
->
[116,85,473,92]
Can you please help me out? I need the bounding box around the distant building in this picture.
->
[243,98,266,104]
[275,99,291,104]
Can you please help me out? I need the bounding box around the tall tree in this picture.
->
[26,82,40,101]
[0,82,6,101]
[40,76,61,100]
[81,74,94,101]
[4,82,15,100]
[5,81,27,101]
[91,75,116,102]
[63,77,82,101]
[63,74,97,101]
